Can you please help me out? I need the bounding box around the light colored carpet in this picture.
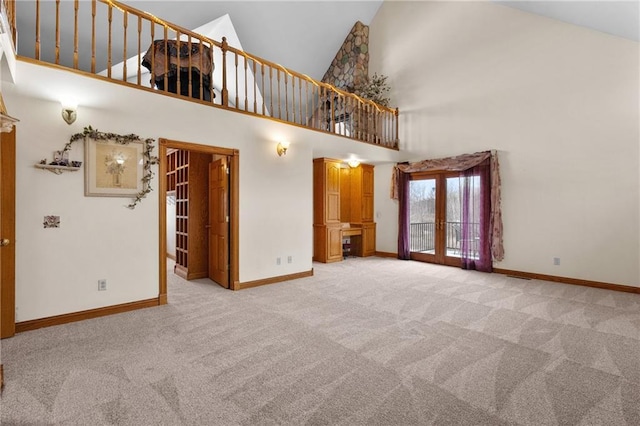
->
[1,257,640,425]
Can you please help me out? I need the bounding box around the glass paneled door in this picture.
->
[409,173,477,266]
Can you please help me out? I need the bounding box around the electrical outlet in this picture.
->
[287,256,292,264]
[276,257,281,265]
[553,257,560,266]
[98,279,107,291]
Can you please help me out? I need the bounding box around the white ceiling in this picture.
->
[495,0,640,42]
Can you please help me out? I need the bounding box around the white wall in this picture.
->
[5,60,332,321]
[370,1,639,286]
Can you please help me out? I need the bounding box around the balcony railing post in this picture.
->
[395,108,400,148]
[221,37,229,107]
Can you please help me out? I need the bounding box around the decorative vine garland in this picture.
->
[66,126,159,209]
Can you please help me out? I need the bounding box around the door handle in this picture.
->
[0,238,10,247]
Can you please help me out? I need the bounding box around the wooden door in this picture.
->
[208,157,229,288]
[409,172,463,267]
[0,128,16,339]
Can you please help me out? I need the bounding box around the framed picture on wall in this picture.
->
[84,137,145,197]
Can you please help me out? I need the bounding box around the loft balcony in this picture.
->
[7,0,399,149]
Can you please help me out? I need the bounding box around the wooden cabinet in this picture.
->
[362,223,376,256]
[169,149,210,280]
[313,158,376,263]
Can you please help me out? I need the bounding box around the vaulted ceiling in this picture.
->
[14,1,638,83]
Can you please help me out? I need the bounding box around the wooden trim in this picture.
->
[159,138,236,156]
[15,298,161,333]
[158,293,168,305]
[166,253,176,261]
[375,251,397,258]
[158,143,167,303]
[493,268,640,294]
[236,269,314,290]
[230,152,240,290]
[1,128,16,339]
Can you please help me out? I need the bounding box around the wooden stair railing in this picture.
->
[14,0,399,148]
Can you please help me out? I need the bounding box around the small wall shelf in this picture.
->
[34,164,81,175]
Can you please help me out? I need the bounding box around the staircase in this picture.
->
[8,0,399,148]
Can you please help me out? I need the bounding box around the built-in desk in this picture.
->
[313,158,376,263]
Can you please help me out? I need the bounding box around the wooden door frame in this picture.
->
[1,128,16,338]
[408,171,461,268]
[158,138,240,304]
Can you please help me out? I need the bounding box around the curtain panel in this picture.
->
[392,150,504,262]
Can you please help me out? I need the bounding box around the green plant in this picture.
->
[354,73,391,107]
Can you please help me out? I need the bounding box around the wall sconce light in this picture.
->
[0,112,19,133]
[347,159,360,168]
[276,141,289,157]
[61,101,77,125]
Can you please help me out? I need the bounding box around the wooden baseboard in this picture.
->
[493,268,640,294]
[15,297,162,333]
[235,269,314,290]
[375,251,398,258]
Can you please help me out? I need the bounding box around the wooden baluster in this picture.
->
[54,0,60,64]
[330,89,335,134]
[234,52,239,108]
[187,37,192,100]
[107,3,112,77]
[209,43,216,103]
[277,69,281,119]
[253,60,257,113]
[395,108,399,148]
[284,72,289,121]
[298,77,302,125]
[209,42,214,103]
[221,37,228,107]
[123,11,128,81]
[291,76,296,124]
[261,63,265,115]
[136,15,141,85]
[198,39,205,99]
[35,0,40,59]
[305,80,309,126]
[176,32,181,97]
[244,55,248,111]
[91,0,96,73]
[73,0,79,68]
[149,22,155,88]
[269,67,273,116]
[163,26,168,95]
[319,86,323,130]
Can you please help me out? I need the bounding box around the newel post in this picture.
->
[221,36,229,107]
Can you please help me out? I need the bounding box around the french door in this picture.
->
[409,172,473,266]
